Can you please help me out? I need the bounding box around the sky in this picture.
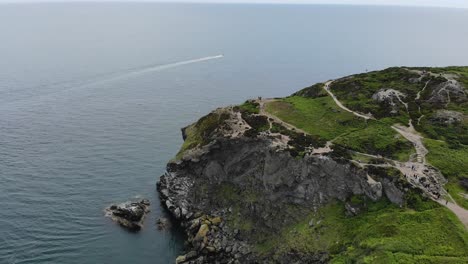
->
[0,0,467,9]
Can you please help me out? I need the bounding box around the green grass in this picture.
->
[351,152,376,163]
[175,111,229,159]
[424,139,468,180]
[411,66,468,88]
[265,96,414,161]
[255,199,468,263]
[425,138,468,209]
[329,67,423,119]
[212,183,260,232]
[335,121,414,161]
[236,100,260,114]
[265,96,366,140]
[420,117,468,146]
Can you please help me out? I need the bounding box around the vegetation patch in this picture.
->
[176,111,230,159]
[265,96,414,161]
[411,66,468,88]
[242,115,269,133]
[425,138,468,209]
[293,82,328,98]
[255,198,468,263]
[334,120,414,161]
[270,121,325,157]
[234,100,269,135]
[329,67,423,119]
[234,100,260,115]
[265,96,366,140]
[418,112,468,146]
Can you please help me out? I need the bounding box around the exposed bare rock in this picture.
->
[157,111,406,263]
[345,202,361,216]
[427,80,467,106]
[371,88,407,114]
[105,199,150,231]
[156,217,172,230]
[460,178,468,191]
[430,110,464,125]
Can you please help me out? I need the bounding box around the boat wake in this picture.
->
[95,54,224,85]
[3,55,224,106]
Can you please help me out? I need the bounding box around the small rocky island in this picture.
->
[158,67,468,263]
[105,199,150,231]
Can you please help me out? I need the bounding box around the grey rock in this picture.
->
[427,80,467,105]
[157,107,410,263]
[186,251,198,260]
[156,217,172,230]
[345,202,360,216]
[430,110,464,125]
[105,199,150,231]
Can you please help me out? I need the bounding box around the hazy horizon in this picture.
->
[1,0,468,9]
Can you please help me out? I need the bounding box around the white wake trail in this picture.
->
[2,55,224,107]
[87,55,224,85]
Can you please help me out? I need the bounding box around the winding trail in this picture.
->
[391,124,428,164]
[258,98,309,135]
[438,198,468,228]
[258,98,333,154]
[255,78,468,228]
[324,81,374,120]
[416,80,431,100]
[323,78,468,228]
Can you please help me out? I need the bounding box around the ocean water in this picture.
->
[1,3,468,263]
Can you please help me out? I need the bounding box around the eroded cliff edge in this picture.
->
[157,107,406,263]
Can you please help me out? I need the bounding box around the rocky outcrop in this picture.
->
[371,88,407,114]
[427,80,467,106]
[105,199,150,231]
[430,110,464,125]
[157,108,406,263]
[156,217,172,230]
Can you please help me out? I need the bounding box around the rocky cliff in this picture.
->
[157,106,406,263]
[158,67,468,263]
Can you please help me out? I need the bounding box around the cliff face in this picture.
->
[157,67,468,263]
[157,106,404,263]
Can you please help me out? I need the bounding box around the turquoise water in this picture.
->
[1,3,468,263]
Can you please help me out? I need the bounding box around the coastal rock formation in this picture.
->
[157,66,468,263]
[105,199,150,231]
[157,106,405,263]
[156,217,172,230]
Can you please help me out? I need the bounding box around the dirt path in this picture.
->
[391,124,428,164]
[255,79,468,228]
[323,78,468,228]
[258,98,333,154]
[438,199,468,228]
[416,80,431,100]
[258,98,309,135]
[324,81,374,120]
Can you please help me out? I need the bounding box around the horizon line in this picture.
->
[1,0,468,10]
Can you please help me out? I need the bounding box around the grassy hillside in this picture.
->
[284,66,468,208]
[425,139,468,209]
[265,96,366,140]
[174,66,468,262]
[265,96,414,161]
[256,198,468,263]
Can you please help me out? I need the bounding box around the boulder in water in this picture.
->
[105,199,150,231]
